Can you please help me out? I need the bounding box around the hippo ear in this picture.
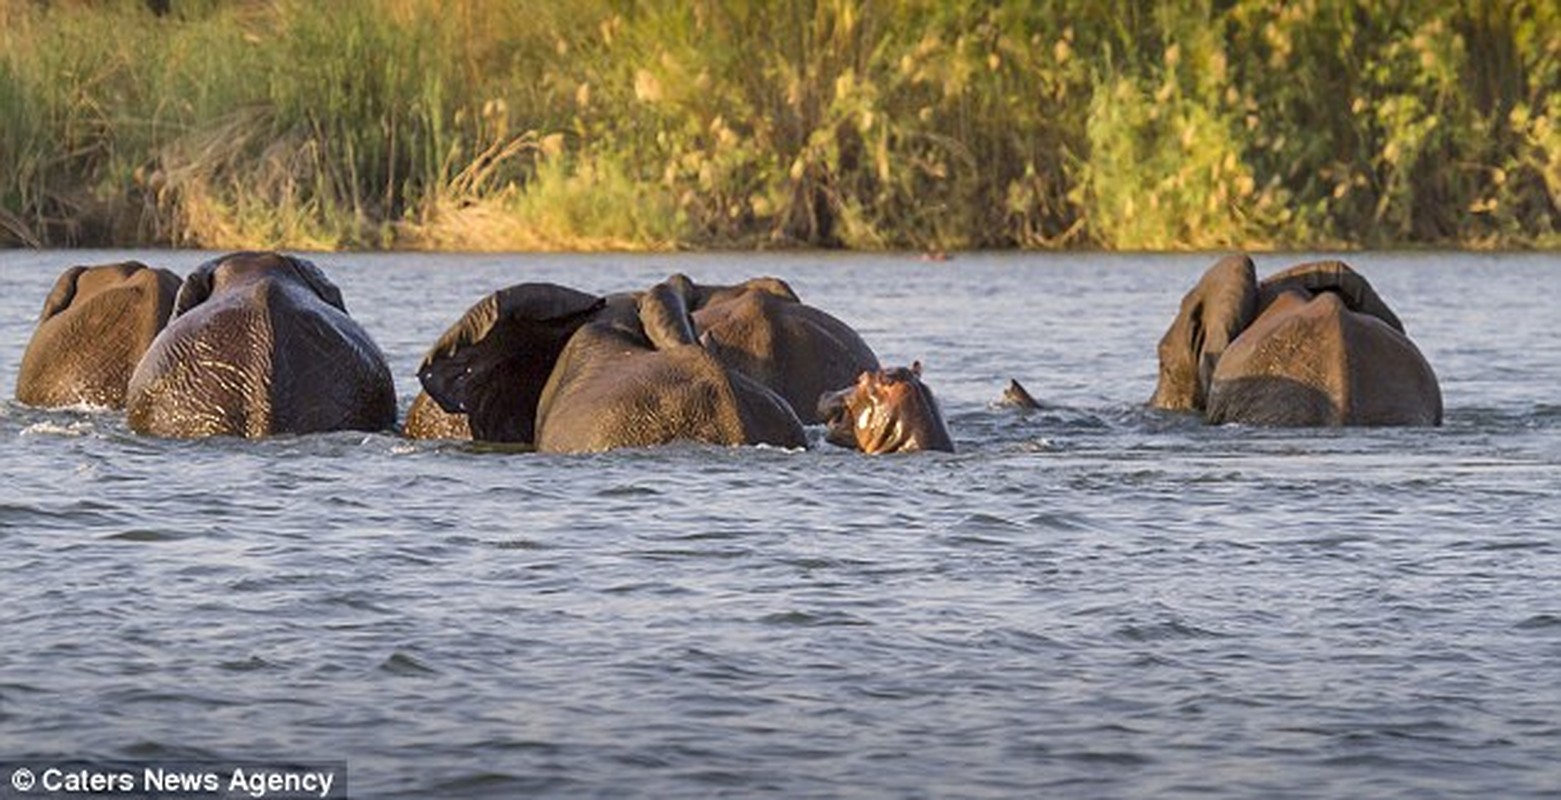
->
[1258,260,1404,333]
[282,254,348,313]
[172,259,220,319]
[418,282,603,444]
[39,266,87,322]
[1151,254,1258,412]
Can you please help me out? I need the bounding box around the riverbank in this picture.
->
[2,0,1557,251]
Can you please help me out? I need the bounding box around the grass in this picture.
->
[1,0,1557,251]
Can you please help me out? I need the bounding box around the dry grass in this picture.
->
[1,0,1556,250]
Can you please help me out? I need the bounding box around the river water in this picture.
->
[1,249,1558,798]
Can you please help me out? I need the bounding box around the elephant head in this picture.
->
[1253,260,1404,332]
[415,276,806,453]
[819,363,954,454]
[415,282,604,444]
[126,251,396,438]
[684,274,881,424]
[1149,254,1259,413]
[1152,255,1441,426]
[15,261,181,409]
[172,250,347,318]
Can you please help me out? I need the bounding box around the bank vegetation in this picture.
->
[1,0,1557,251]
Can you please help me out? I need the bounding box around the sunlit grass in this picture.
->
[1,0,1556,250]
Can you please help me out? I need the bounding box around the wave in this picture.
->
[20,419,96,437]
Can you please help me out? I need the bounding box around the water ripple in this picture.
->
[3,252,1560,799]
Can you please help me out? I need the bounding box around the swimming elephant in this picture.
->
[819,362,955,453]
[406,273,880,442]
[15,261,182,409]
[126,251,397,438]
[416,277,806,453]
[681,274,880,424]
[1150,255,1442,426]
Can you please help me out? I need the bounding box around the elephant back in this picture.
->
[128,292,278,436]
[1208,291,1439,426]
[265,283,396,434]
[16,262,180,409]
[127,254,395,437]
[692,287,879,424]
[536,325,805,453]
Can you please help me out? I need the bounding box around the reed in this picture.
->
[1,0,1556,250]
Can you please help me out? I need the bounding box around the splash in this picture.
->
[20,419,95,437]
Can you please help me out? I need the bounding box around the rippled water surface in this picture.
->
[3,250,1559,798]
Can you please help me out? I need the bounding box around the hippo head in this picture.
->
[818,363,954,454]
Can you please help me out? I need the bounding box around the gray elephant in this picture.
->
[406,273,881,441]
[15,261,181,409]
[126,251,397,438]
[681,274,880,424]
[416,277,805,453]
[1150,255,1442,426]
[818,362,955,453]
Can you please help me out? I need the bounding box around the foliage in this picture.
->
[0,0,1556,250]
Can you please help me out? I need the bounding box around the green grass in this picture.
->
[1,0,1557,250]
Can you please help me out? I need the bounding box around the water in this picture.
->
[2,249,1559,798]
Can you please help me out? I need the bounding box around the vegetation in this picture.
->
[1,0,1557,251]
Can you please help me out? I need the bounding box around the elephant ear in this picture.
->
[417,283,603,444]
[638,278,700,350]
[1257,260,1404,333]
[171,257,221,319]
[661,273,700,304]
[39,266,87,322]
[281,254,348,313]
[1150,254,1259,412]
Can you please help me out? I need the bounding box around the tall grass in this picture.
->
[1,0,1556,250]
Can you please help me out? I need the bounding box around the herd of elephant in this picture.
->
[12,251,1443,454]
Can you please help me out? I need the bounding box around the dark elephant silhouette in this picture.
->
[126,252,397,438]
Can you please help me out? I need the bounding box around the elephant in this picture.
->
[15,261,182,409]
[407,273,881,443]
[1150,255,1442,426]
[404,390,472,440]
[680,274,880,424]
[415,276,806,453]
[126,251,397,438]
[818,362,955,453]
